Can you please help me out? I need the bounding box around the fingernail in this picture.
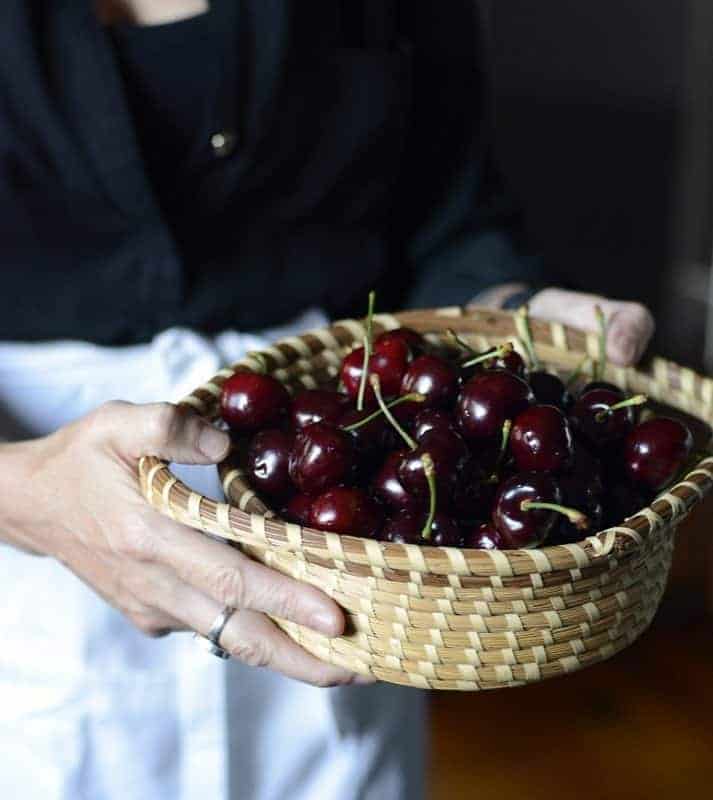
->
[198,424,230,460]
[309,610,342,637]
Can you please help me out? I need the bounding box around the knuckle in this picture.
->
[146,403,181,448]
[212,565,247,608]
[230,637,271,669]
[84,400,131,439]
[117,513,156,562]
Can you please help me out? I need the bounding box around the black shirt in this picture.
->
[0,0,543,344]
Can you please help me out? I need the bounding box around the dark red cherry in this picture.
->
[492,472,564,548]
[374,327,426,358]
[288,422,355,495]
[429,513,463,547]
[603,484,650,527]
[579,380,620,396]
[398,432,466,499]
[529,371,571,409]
[552,470,604,544]
[309,487,384,538]
[623,417,693,492]
[339,407,396,459]
[485,348,527,378]
[246,429,293,498]
[400,355,458,410]
[283,493,315,526]
[570,388,634,448]
[290,389,348,430]
[462,521,505,550]
[220,372,290,433]
[451,460,492,521]
[412,409,457,441]
[510,405,574,473]
[372,451,426,512]
[341,346,408,406]
[382,511,424,544]
[456,370,534,443]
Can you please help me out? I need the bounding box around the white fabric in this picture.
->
[0,311,425,800]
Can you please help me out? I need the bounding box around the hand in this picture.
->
[528,287,654,366]
[1,401,368,687]
[474,283,655,366]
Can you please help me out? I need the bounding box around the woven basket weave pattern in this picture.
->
[139,307,713,690]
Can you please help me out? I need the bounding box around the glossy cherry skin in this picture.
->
[374,327,426,358]
[462,521,505,550]
[485,348,527,378]
[492,472,562,548]
[456,370,534,442]
[309,487,384,538]
[412,409,457,441]
[220,372,290,433]
[529,371,571,409]
[510,404,574,473]
[623,417,693,492]
[451,460,492,521]
[341,346,407,406]
[381,510,461,546]
[290,389,348,430]
[372,450,426,511]
[283,493,315,526]
[400,355,458,410]
[246,429,293,498]
[339,407,396,461]
[570,388,634,448]
[288,422,355,495]
[602,484,650,527]
[398,431,467,500]
[552,469,603,544]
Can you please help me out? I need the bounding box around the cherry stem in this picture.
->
[565,356,592,389]
[514,304,540,370]
[446,328,477,355]
[420,452,437,541]
[356,291,377,412]
[594,393,648,423]
[370,374,417,450]
[520,500,590,530]
[594,304,607,382]
[342,393,426,432]
[490,419,512,481]
[461,342,514,369]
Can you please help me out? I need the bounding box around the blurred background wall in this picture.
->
[429,6,713,798]
[484,0,713,369]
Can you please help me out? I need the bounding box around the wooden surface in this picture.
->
[429,496,713,800]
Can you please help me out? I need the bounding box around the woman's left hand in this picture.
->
[475,285,655,367]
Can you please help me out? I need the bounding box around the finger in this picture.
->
[169,583,368,687]
[91,400,231,465]
[148,514,345,637]
[605,304,655,366]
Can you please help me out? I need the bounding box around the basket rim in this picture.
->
[139,305,713,578]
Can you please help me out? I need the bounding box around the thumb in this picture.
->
[94,400,231,465]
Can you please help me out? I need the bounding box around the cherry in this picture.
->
[462,521,505,550]
[374,327,426,358]
[623,417,693,492]
[484,348,527,378]
[510,404,574,473]
[282,493,314,526]
[309,487,383,538]
[381,510,461,546]
[288,422,355,495]
[400,355,458,410]
[529,371,571,409]
[412,409,457,441]
[398,432,466,500]
[456,370,534,442]
[570,388,645,448]
[220,372,290,433]
[493,472,588,548]
[246,429,293,498]
[552,470,604,544]
[579,380,620,396]
[341,346,408,406]
[291,389,348,430]
[372,450,426,511]
[451,460,493,521]
[603,484,650,526]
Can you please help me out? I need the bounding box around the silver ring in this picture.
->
[193,606,236,660]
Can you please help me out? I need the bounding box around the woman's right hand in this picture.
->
[1,401,368,686]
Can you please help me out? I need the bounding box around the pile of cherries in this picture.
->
[219,299,694,550]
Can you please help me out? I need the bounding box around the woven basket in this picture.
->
[139,306,713,690]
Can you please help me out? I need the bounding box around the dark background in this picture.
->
[487,1,713,367]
